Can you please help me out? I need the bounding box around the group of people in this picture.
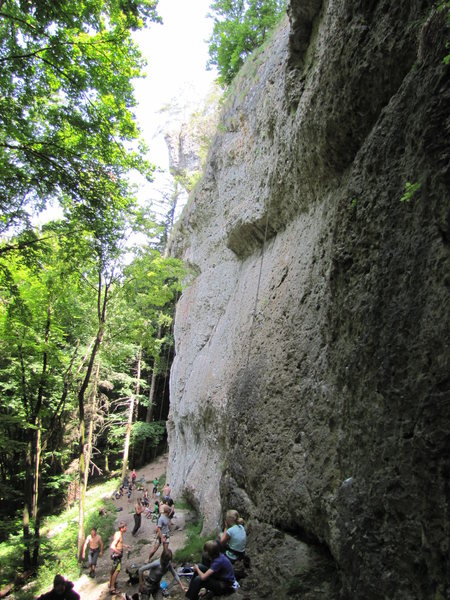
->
[39,467,249,600]
[138,508,247,600]
[109,474,177,595]
[108,503,247,600]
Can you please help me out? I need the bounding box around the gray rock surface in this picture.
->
[167,1,450,597]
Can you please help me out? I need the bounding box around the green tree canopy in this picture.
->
[207,0,286,86]
[0,0,160,240]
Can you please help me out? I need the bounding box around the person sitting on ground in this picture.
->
[185,540,236,600]
[219,509,248,565]
[137,548,186,599]
[37,574,80,600]
[147,499,159,520]
[146,504,171,562]
[82,527,104,578]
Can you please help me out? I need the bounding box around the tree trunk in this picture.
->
[76,271,109,559]
[22,302,51,570]
[121,348,141,480]
[22,439,33,571]
[78,363,100,559]
[139,357,158,464]
[77,417,86,561]
[32,424,42,565]
[84,363,100,491]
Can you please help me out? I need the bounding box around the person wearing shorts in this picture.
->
[82,527,104,577]
[146,504,170,562]
[109,521,130,594]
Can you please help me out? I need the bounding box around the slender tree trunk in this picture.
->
[22,431,41,569]
[121,397,135,482]
[84,363,100,491]
[139,356,158,464]
[77,363,100,559]
[22,302,51,570]
[77,331,104,559]
[77,272,109,559]
[32,424,42,565]
[121,348,141,480]
[32,423,41,519]
[22,439,33,570]
[77,417,86,561]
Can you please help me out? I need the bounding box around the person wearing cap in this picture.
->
[37,574,79,600]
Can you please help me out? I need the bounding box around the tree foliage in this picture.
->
[0,217,184,558]
[0,0,159,239]
[207,0,286,86]
[0,0,190,577]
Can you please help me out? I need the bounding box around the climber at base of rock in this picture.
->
[185,540,236,600]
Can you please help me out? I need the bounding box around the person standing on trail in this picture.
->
[131,469,137,486]
[162,482,171,502]
[137,548,186,599]
[109,521,130,594]
[37,574,80,600]
[82,527,104,577]
[152,477,159,498]
[146,504,170,562]
[132,497,145,536]
[185,540,236,600]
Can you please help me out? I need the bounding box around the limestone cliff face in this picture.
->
[167,1,450,598]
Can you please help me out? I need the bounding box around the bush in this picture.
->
[208,0,286,86]
[173,515,216,564]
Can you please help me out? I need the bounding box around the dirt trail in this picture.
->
[75,454,190,600]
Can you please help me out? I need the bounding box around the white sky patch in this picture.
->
[132,0,217,221]
[30,1,216,234]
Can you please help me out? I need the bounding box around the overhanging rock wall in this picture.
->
[167,1,450,597]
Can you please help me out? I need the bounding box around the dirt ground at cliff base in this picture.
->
[74,454,191,600]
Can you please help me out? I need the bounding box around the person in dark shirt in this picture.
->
[138,548,186,599]
[185,540,236,600]
[37,574,79,600]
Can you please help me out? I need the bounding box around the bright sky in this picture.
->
[36,1,216,230]
[132,0,217,214]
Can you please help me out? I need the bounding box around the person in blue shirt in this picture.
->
[219,510,247,563]
[185,540,236,599]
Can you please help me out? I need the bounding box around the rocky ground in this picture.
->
[74,454,192,600]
